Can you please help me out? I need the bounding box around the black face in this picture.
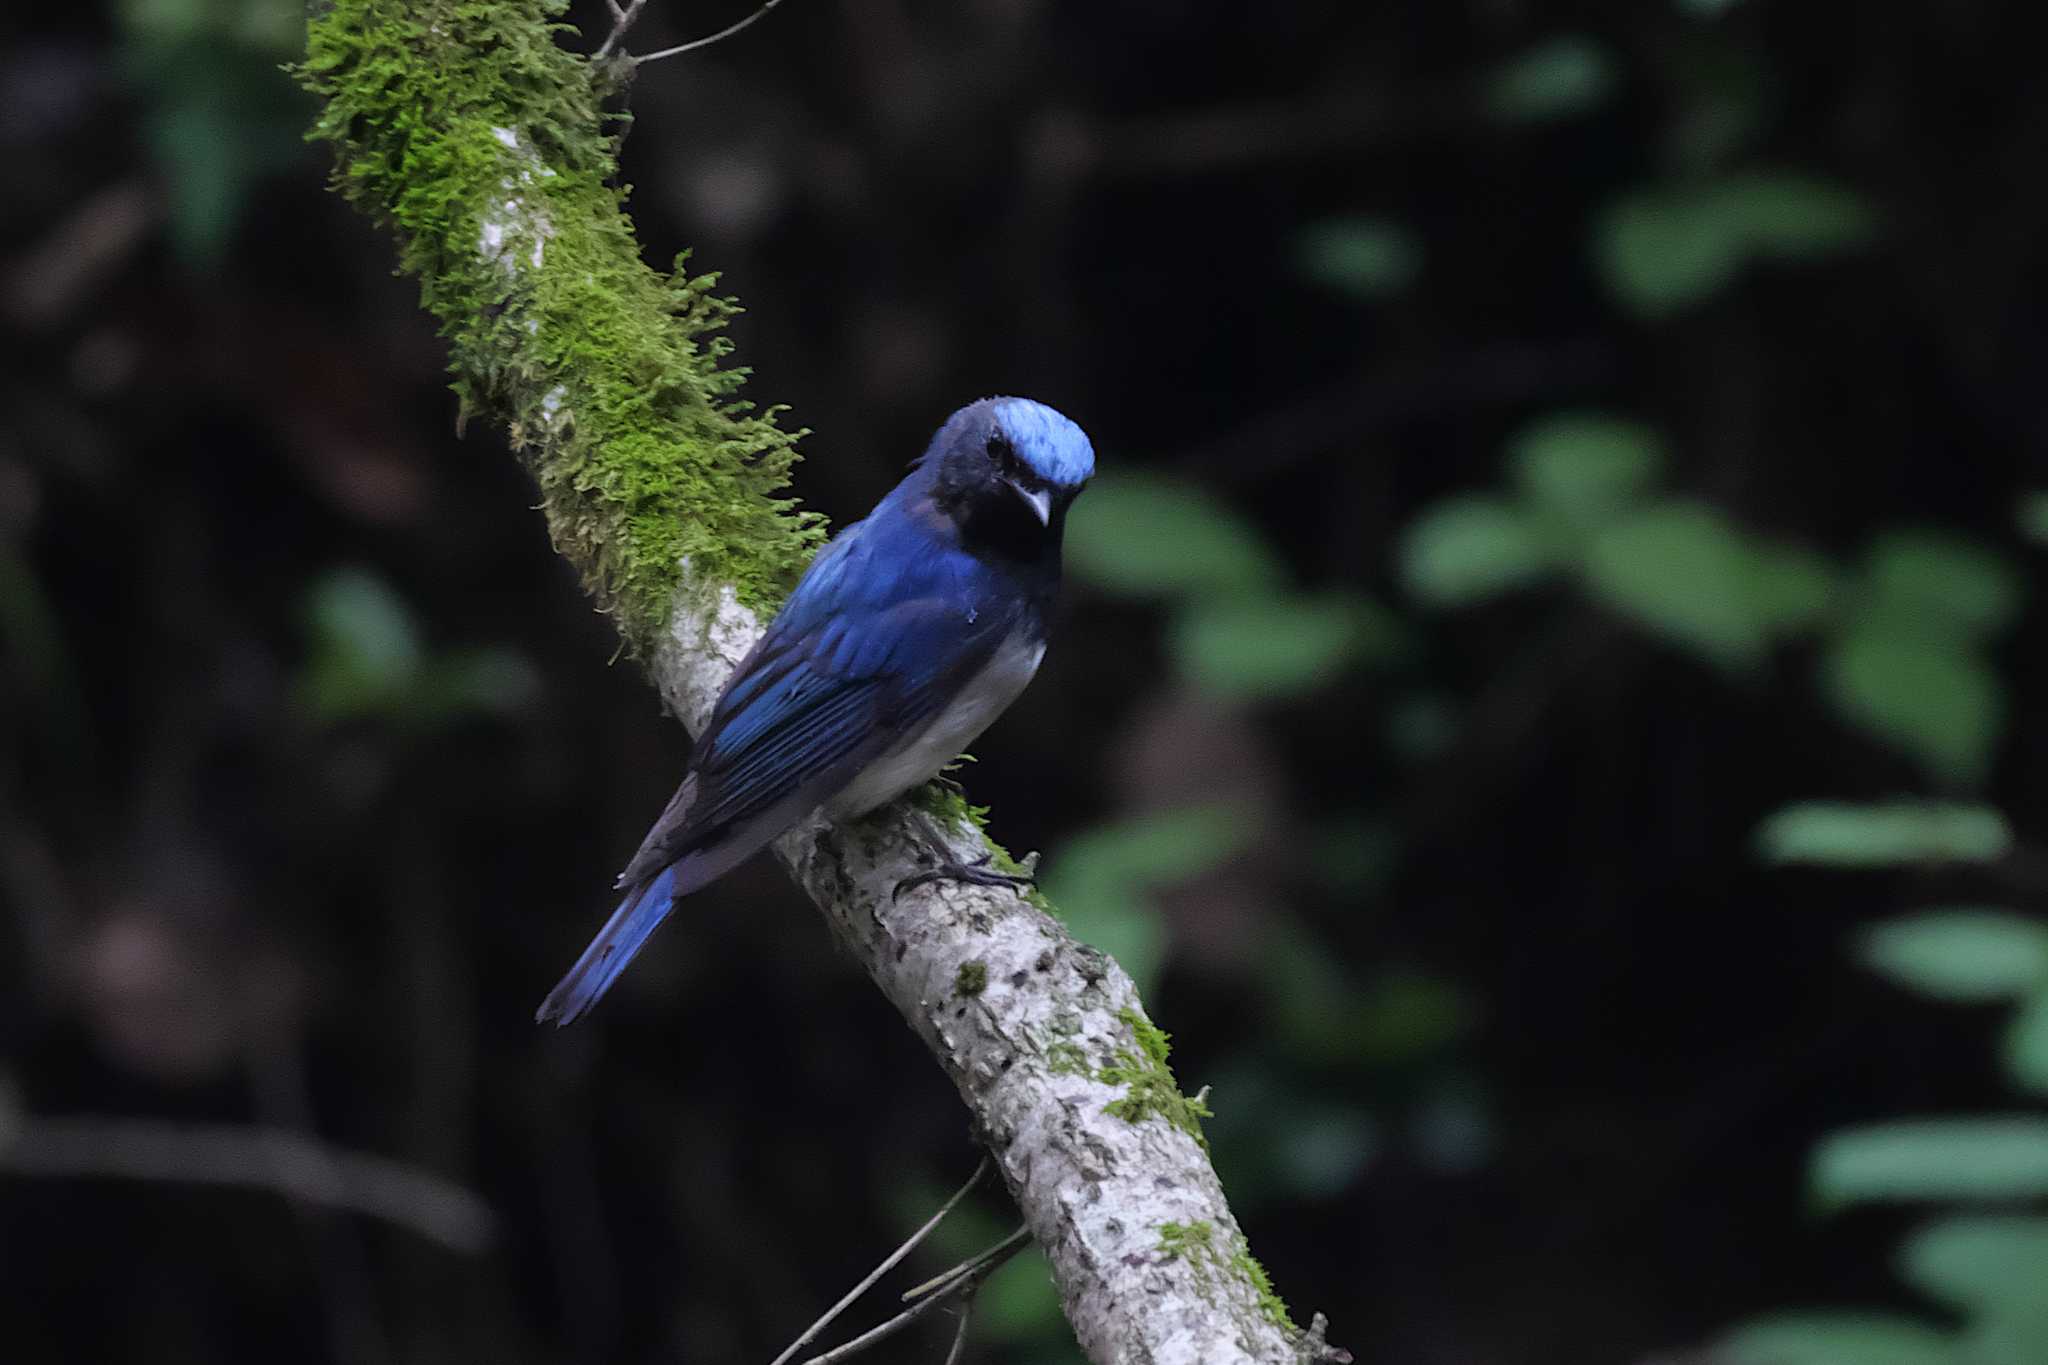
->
[983,429,1049,504]
[933,422,1071,564]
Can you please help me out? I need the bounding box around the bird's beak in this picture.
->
[1007,480,1052,526]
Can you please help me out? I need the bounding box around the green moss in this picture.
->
[955,960,988,997]
[295,0,819,652]
[1156,1220,1296,1333]
[1099,1007,1213,1145]
[1229,1245,1295,1331]
[910,782,1055,913]
[913,781,990,832]
[1044,1040,1090,1076]
[1156,1219,1215,1262]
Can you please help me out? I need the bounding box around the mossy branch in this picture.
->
[297,3,1342,1361]
[299,0,818,647]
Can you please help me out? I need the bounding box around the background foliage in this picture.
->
[1,1,2044,1362]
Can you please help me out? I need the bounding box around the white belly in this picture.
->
[824,633,1046,818]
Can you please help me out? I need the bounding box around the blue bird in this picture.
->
[537,396,1095,1025]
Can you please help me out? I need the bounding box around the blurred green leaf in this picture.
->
[1960,1309,2048,1365]
[1856,912,2048,1003]
[2006,990,2048,1096]
[1722,1314,1956,1365]
[1821,629,2003,785]
[1813,1118,2048,1207]
[1065,473,1285,599]
[1258,925,1361,1067]
[1043,804,1259,993]
[1400,496,1561,605]
[236,0,304,49]
[1201,1063,1381,1204]
[416,648,543,720]
[298,570,537,728]
[1259,926,1472,1067]
[1670,76,1768,176]
[2020,493,2048,545]
[1057,885,1166,998]
[1169,591,1399,699]
[1485,36,1617,124]
[1353,970,1477,1061]
[1717,173,1878,260]
[1676,0,1746,16]
[123,0,302,51]
[1899,1216,2048,1314]
[1508,412,1665,524]
[301,568,424,720]
[1272,1108,1378,1197]
[1582,501,1769,666]
[1596,174,1875,319]
[1407,1074,1496,1173]
[978,1248,1066,1344]
[1046,804,1257,890]
[1383,693,1457,764]
[1756,802,2013,867]
[1308,812,1400,893]
[1862,532,2023,639]
[1295,218,1422,299]
[149,105,272,263]
[121,0,311,263]
[1595,189,1746,318]
[1745,543,1839,635]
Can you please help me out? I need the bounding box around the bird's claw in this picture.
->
[893,852,1037,903]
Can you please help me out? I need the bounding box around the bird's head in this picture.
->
[924,397,1094,551]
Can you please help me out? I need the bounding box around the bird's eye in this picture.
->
[985,433,1018,475]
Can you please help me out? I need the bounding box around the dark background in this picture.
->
[2,1,2044,1363]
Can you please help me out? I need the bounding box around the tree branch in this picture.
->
[296,3,1340,1359]
[0,1114,495,1254]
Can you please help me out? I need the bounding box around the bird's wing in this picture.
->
[612,521,1014,889]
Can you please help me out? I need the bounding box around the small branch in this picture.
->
[0,1114,496,1253]
[940,1294,975,1365]
[768,1157,988,1365]
[899,1225,1032,1303]
[593,0,646,62]
[634,0,789,65]
[801,1230,1029,1365]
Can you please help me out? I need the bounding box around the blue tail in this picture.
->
[536,865,681,1025]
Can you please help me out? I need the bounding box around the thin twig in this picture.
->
[940,1291,976,1365]
[593,0,647,62]
[899,1225,1032,1302]
[802,1229,1029,1365]
[766,1157,989,1365]
[634,0,789,65]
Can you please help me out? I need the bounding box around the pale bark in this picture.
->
[649,589,1345,1364]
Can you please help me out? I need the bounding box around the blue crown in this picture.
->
[992,397,1095,488]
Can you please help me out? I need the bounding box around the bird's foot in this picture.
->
[893,852,1037,903]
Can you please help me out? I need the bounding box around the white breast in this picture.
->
[824,631,1047,819]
